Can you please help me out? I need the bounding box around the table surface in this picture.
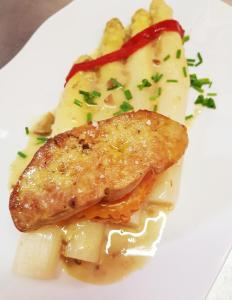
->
[0,1,231,299]
[0,0,72,68]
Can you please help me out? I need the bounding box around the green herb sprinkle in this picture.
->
[151,73,163,83]
[185,114,193,120]
[86,112,93,122]
[74,99,82,107]
[163,54,170,62]
[17,151,27,158]
[166,79,178,83]
[124,89,133,100]
[25,127,29,135]
[176,49,181,59]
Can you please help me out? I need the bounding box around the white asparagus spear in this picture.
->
[13,226,62,279]
[94,18,127,120]
[150,0,173,23]
[52,55,98,135]
[62,19,127,263]
[12,33,102,279]
[126,9,154,111]
[63,221,105,263]
[148,0,190,205]
[150,0,189,123]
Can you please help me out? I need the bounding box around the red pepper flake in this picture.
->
[65,20,184,86]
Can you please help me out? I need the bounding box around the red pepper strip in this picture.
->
[65,19,184,86]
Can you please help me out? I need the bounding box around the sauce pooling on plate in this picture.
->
[62,209,167,284]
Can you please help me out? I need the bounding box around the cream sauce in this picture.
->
[62,208,167,284]
[9,134,41,187]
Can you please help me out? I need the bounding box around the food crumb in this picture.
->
[92,120,98,128]
[33,112,54,136]
[104,94,114,105]
[153,59,161,65]
[146,120,151,126]
[100,174,105,179]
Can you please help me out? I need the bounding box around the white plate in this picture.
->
[0,0,232,299]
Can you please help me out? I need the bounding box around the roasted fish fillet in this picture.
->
[10,110,188,231]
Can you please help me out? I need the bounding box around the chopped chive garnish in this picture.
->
[176,49,181,59]
[187,58,195,63]
[79,90,100,105]
[79,90,90,97]
[193,86,203,93]
[74,99,82,107]
[37,136,48,144]
[187,53,203,67]
[137,79,152,90]
[17,151,27,158]
[185,114,193,120]
[150,87,162,100]
[182,66,187,77]
[25,127,29,135]
[153,104,158,112]
[163,54,170,61]
[187,58,195,66]
[166,79,178,83]
[207,92,217,96]
[86,112,93,122]
[91,90,101,98]
[195,95,216,109]
[120,101,134,112]
[107,78,123,90]
[190,74,212,93]
[124,89,133,100]
[113,101,134,116]
[151,73,163,83]
[183,35,190,44]
[195,52,203,67]
[79,90,97,105]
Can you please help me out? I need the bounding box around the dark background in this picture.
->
[0,0,72,68]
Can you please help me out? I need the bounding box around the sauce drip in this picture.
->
[65,20,184,85]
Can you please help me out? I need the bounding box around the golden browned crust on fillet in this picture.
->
[9,110,188,231]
